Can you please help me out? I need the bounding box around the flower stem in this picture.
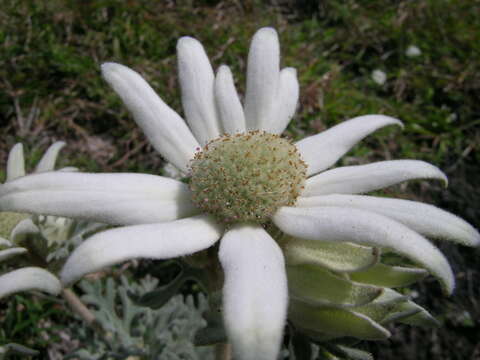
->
[215,343,232,360]
[61,288,102,332]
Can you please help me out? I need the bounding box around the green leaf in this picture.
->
[350,263,427,287]
[289,299,391,340]
[131,264,209,309]
[129,273,187,310]
[288,264,382,307]
[284,238,379,273]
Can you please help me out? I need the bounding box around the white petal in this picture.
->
[0,237,12,247]
[219,225,287,360]
[6,143,26,182]
[296,115,403,176]
[61,215,222,285]
[101,62,199,172]
[0,172,198,225]
[34,141,66,173]
[268,67,299,134]
[273,206,454,294]
[303,160,447,196]
[215,65,246,134]
[297,194,480,247]
[244,27,280,131]
[0,267,61,299]
[177,37,221,144]
[0,247,27,261]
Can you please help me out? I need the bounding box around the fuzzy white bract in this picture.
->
[0,28,478,360]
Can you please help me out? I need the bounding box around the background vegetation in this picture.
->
[0,0,478,358]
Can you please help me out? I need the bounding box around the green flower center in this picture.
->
[189,130,307,224]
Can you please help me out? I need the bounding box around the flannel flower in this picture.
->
[0,28,478,359]
[0,142,78,299]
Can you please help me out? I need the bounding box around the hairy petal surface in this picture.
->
[61,215,222,285]
[296,115,403,176]
[0,267,61,299]
[6,143,26,182]
[34,141,66,173]
[102,62,199,172]
[0,172,197,225]
[297,194,480,247]
[303,160,447,196]
[215,65,246,134]
[273,206,454,294]
[244,27,280,131]
[268,67,299,134]
[177,37,220,144]
[219,225,287,360]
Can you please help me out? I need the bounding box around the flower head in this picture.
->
[0,142,67,298]
[0,142,97,300]
[0,28,478,359]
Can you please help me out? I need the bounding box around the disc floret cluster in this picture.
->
[189,130,307,224]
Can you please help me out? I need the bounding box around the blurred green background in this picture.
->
[0,0,479,358]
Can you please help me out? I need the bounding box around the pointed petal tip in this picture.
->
[0,267,62,299]
[177,36,202,51]
[11,143,24,152]
[217,64,231,75]
[6,143,26,182]
[101,62,138,83]
[445,280,455,296]
[254,27,278,39]
[441,174,449,187]
[101,61,122,74]
[101,62,133,83]
[373,114,404,129]
[51,140,66,147]
[470,230,480,247]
